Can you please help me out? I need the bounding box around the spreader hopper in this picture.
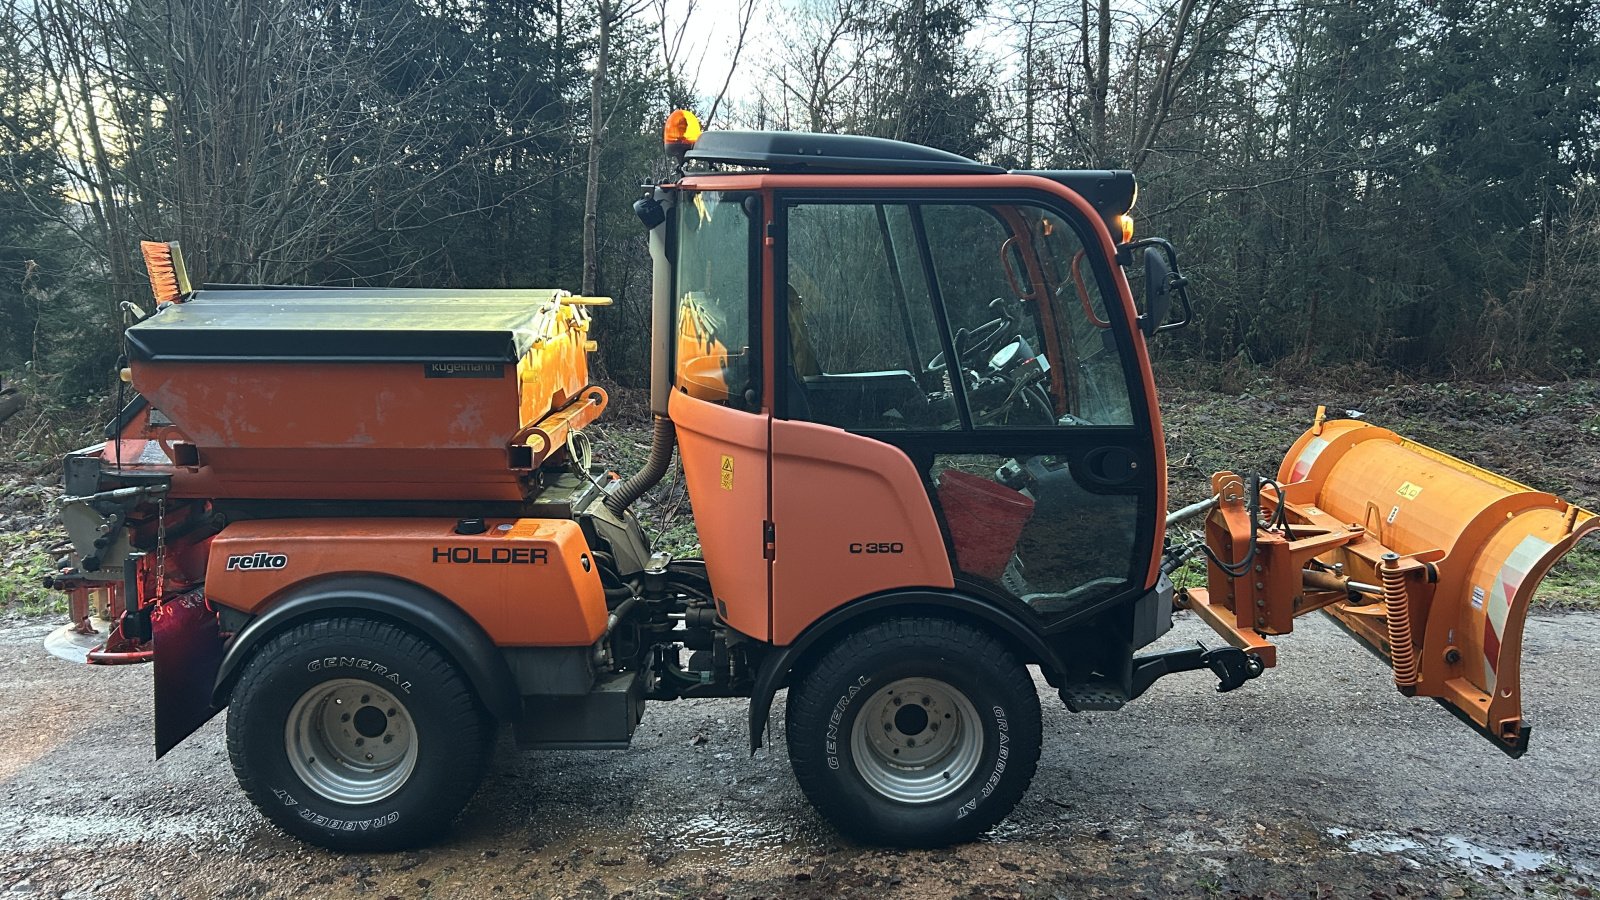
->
[118,286,607,501]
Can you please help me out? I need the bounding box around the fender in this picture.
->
[746,584,1065,752]
[211,575,520,721]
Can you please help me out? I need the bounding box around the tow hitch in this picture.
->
[1131,644,1265,699]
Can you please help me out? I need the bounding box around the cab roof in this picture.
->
[684,130,1005,175]
[681,130,1136,219]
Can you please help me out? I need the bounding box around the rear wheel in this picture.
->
[785,616,1042,846]
[226,617,492,850]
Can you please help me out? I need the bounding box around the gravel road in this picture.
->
[2,610,1598,899]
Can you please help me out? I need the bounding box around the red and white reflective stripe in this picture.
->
[1289,437,1328,483]
[1480,534,1551,693]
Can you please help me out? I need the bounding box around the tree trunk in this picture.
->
[1090,0,1110,163]
[582,0,611,297]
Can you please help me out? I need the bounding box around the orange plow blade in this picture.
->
[1187,417,1595,757]
[1283,419,1595,755]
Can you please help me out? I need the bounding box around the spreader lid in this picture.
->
[125,288,566,363]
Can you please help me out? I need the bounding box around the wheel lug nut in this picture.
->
[906,738,915,747]
[922,696,931,706]
[892,697,901,706]
[883,723,892,732]
[361,695,370,704]
[365,753,374,761]
[384,735,393,743]
[355,738,364,746]
[387,708,397,717]
[340,713,350,722]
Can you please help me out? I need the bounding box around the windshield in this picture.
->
[675,190,758,409]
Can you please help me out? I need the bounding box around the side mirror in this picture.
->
[1141,247,1173,337]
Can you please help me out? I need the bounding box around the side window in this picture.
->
[921,203,1133,427]
[921,205,1053,426]
[933,453,1139,617]
[1028,208,1133,426]
[675,191,757,409]
[782,199,1133,431]
[784,203,959,431]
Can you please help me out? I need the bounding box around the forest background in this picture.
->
[1,0,1597,406]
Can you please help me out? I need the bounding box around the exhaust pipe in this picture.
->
[606,190,677,516]
[605,415,675,515]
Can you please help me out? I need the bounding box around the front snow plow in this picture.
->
[1180,412,1596,757]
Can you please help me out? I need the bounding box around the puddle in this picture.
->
[1347,833,1425,855]
[1442,836,1553,873]
[670,811,793,850]
[4,812,219,849]
[1329,827,1554,874]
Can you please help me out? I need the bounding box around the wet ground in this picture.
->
[4,609,1599,899]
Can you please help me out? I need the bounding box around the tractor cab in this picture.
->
[640,124,1187,653]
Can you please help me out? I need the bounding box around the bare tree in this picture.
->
[583,0,648,297]
[760,0,883,132]
[28,0,565,290]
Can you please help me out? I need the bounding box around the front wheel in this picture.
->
[225,617,492,850]
[785,617,1042,846]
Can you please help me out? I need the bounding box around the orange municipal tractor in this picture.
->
[46,113,1596,850]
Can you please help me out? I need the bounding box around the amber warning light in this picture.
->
[664,109,702,156]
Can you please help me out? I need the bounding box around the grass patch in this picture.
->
[0,529,64,617]
[1538,540,1600,612]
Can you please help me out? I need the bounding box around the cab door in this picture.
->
[666,189,772,642]
[768,190,1161,641]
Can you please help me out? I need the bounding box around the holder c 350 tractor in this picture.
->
[46,112,1597,850]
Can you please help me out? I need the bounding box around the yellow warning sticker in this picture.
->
[720,454,734,491]
[1397,481,1423,500]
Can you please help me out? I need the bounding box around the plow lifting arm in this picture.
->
[1172,415,1597,757]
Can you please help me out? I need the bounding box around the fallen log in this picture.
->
[0,388,24,426]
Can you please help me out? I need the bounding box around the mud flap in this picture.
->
[153,591,225,757]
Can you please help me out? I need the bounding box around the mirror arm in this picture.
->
[1120,236,1194,335]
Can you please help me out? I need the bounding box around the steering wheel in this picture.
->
[925,299,1019,373]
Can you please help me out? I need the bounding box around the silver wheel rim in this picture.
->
[849,676,984,804]
[285,678,418,805]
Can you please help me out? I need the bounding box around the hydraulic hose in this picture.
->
[604,414,676,515]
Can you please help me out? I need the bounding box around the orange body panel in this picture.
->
[769,420,954,645]
[206,518,607,647]
[669,389,771,640]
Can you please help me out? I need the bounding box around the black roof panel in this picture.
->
[685,130,1003,175]
[125,288,563,363]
